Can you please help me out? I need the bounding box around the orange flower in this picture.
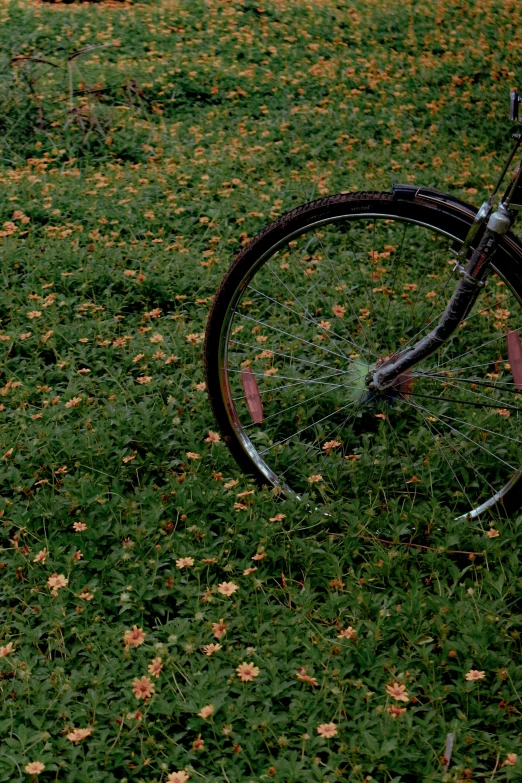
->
[269,513,285,522]
[27,311,42,319]
[144,307,161,319]
[72,522,87,532]
[387,705,407,717]
[186,451,201,460]
[148,657,163,678]
[338,626,357,640]
[192,734,204,751]
[132,675,155,700]
[307,474,323,484]
[252,552,267,561]
[386,681,410,702]
[212,619,228,639]
[503,753,517,766]
[137,376,152,385]
[243,567,257,576]
[296,667,318,686]
[322,440,341,453]
[167,772,190,783]
[24,761,45,774]
[65,396,82,408]
[176,557,194,568]
[316,722,337,738]
[0,642,14,658]
[486,528,500,538]
[47,573,68,596]
[33,548,48,564]
[202,643,222,656]
[205,430,221,443]
[198,704,214,719]
[123,625,146,648]
[332,305,345,318]
[66,727,92,743]
[78,590,93,601]
[465,669,486,681]
[236,661,260,681]
[217,581,239,597]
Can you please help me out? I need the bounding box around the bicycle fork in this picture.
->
[368,209,514,392]
[369,110,522,393]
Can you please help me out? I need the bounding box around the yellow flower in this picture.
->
[123,625,146,648]
[201,643,222,656]
[465,669,486,681]
[24,761,45,775]
[176,557,194,569]
[132,675,155,700]
[66,727,92,743]
[387,706,407,718]
[148,657,163,678]
[236,661,260,681]
[316,722,337,738]
[386,681,410,702]
[217,581,239,597]
[0,642,15,658]
[322,440,341,453]
[167,772,190,783]
[47,573,68,596]
[212,619,228,639]
[338,626,357,640]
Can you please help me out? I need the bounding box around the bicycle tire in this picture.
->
[205,190,522,519]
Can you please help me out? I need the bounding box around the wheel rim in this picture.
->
[216,210,522,519]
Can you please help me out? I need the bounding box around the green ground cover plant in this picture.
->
[0,0,521,781]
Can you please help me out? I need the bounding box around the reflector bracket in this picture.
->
[241,366,264,424]
[507,330,522,390]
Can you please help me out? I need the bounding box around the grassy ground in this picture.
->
[0,0,521,781]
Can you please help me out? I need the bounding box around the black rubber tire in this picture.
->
[205,190,522,516]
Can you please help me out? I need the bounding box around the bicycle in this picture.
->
[204,91,522,520]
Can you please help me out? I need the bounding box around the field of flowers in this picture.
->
[0,0,521,781]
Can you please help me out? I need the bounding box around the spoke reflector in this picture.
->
[241,366,264,423]
[507,330,522,390]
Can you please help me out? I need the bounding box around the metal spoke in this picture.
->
[242,381,361,430]
[237,312,351,362]
[248,284,361,362]
[259,399,358,456]
[405,397,516,472]
[228,340,340,373]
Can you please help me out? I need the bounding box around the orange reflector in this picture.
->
[241,366,264,424]
[507,330,522,390]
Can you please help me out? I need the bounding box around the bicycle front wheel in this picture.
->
[205,191,522,519]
